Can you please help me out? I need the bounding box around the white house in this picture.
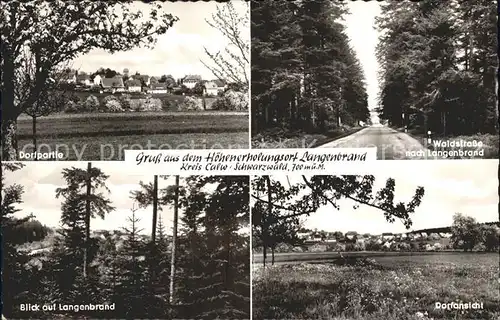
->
[204,79,226,96]
[182,74,202,89]
[149,83,168,94]
[125,79,142,92]
[93,74,102,86]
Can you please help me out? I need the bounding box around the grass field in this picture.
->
[251,126,364,149]
[253,253,499,320]
[17,112,248,160]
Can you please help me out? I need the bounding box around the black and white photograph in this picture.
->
[1,1,249,161]
[2,162,250,319]
[251,161,499,319]
[250,0,498,159]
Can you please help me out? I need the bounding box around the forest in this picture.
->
[2,163,250,319]
[251,1,370,145]
[376,0,497,137]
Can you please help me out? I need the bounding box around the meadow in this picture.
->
[17,111,249,160]
[252,253,499,320]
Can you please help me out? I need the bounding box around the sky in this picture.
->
[344,1,381,111]
[4,162,249,236]
[71,2,249,80]
[258,160,498,235]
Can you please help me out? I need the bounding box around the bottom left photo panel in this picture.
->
[1,162,250,320]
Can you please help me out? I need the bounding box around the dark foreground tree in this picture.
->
[55,164,114,278]
[1,1,178,160]
[251,0,369,138]
[177,176,250,319]
[376,0,497,136]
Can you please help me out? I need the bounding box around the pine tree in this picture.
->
[177,176,250,319]
[1,163,38,318]
[113,206,151,319]
[251,0,369,139]
[55,163,114,279]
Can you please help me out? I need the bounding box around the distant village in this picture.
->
[294,228,454,251]
[60,67,230,97]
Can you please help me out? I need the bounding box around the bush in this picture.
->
[130,99,144,112]
[143,97,163,112]
[104,99,124,113]
[365,240,382,251]
[64,100,79,113]
[326,243,345,252]
[118,94,132,111]
[212,90,248,111]
[178,96,203,111]
[82,95,100,112]
[398,242,411,251]
[161,98,181,111]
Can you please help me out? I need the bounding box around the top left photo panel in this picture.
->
[1,1,250,161]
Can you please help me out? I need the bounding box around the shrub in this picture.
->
[143,97,163,112]
[212,90,248,111]
[118,94,132,111]
[64,100,79,113]
[82,95,100,112]
[365,240,382,251]
[398,242,411,251]
[326,243,345,252]
[178,96,203,111]
[130,99,144,112]
[104,99,124,113]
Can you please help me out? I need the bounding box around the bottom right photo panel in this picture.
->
[251,160,499,320]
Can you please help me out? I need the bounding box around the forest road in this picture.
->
[317,125,427,160]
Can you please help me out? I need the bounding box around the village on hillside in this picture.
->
[60,68,232,97]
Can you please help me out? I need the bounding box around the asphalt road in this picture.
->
[317,125,427,160]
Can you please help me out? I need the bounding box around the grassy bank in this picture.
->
[251,126,364,149]
[253,256,499,320]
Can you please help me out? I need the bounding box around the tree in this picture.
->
[480,224,500,252]
[1,163,36,318]
[250,1,369,137]
[55,163,114,278]
[193,81,206,96]
[16,48,74,157]
[252,175,425,266]
[376,0,497,136]
[113,205,152,319]
[177,176,250,319]
[169,175,180,304]
[450,213,483,251]
[202,2,249,89]
[1,1,178,160]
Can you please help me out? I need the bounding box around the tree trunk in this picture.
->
[1,54,19,161]
[169,175,180,304]
[84,162,92,278]
[32,116,38,160]
[271,247,275,265]
[152,175,158,244]
[150,175,159,284]
[262,175,273,268]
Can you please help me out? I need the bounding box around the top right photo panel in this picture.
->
[250,0,498,160]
